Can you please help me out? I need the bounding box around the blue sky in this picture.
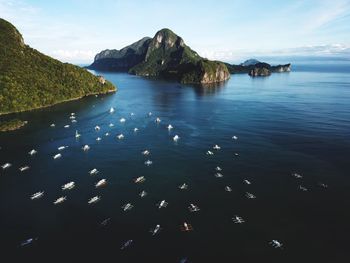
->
[1,0,350,63]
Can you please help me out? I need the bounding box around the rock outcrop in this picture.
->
[89,28,230,85]
[226,59,291,76]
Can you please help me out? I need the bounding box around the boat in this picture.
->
[120,239,133,250]
[150,224,161,236]
[142,150,150,155]
[157,200,168,209]
[50,123,55,127]
[122,203,133,211]
[30,191,44,200]
[167,124,173,130]
[134,128,139,132]
[19,166,30,172]
[179,183,188,190]
[64,124,70,128]
[139,190,147,197]
[28,149,37,156]
[75,130,81,138]
[109,107,115,113]
[206,150,214,155]
[1,163,12,169]
[144,160,152,166]
[53,196,66,205]
[173,135,180,142]
[214,173,224,178]
[89,168,99,175]
[53,153,62,159]
[155,117,161,123]
[180,222,193,232]
[57,146,68,151]
[62,181,75,190]
[244,179,251,185]
[188,203,200,212]
[245,192,256,199]
[213,144,221,150]
[232,215,245,224]
[95,125,100,131]
[20,237,38,247]
[134,176,145,183]
[82,145,90,151]
[120,118,126,123]
[117,134,124,140]
[232,135,238,140]
[96,137,102,141]
[95,179,107,188]
[225,186,232,192]
[88,196,101,204]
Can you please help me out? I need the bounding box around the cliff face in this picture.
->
[89,28,230,85]
[248,67,271,77]
[88,37,151,71]
[0,18,116,115]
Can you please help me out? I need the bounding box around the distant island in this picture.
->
[0,18,116,118]
[225,59,291,77]
[88,28,231,84]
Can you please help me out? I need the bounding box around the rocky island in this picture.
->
[0,18,116,117]
[88,29,230,84]
[225,59,291,77]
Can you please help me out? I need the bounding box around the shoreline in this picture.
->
[0,89,116,117]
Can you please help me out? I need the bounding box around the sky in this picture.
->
[1,0,350,63]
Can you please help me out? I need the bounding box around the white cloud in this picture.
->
[51,50,96,63]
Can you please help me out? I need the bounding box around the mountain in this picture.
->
[240,59,261,66]
[88,28,230,84]
[0,18,116,116]
[89,37,152,71]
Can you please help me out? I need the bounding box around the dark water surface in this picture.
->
[0,67,350,262]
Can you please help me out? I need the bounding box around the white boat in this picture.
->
[120,239,133,250]
[69,115,76,120]
[214,173,223,178]
[215,166,222,171]
[122,203,133,211]
[148,112,152,116]
[75,130,81,138]
[95,125,100,131]
[245,192,256,199]
[173,135,180,142]
[53,196,67,205]
[70,113,75,116]
[139,190,147,198]
[117,134,124,140]
[157,200,168,209]
[28,149,37,156]
[225,186,232,192]
[134,176,145,183]
[269,240,283,249]
[58,146,68,151]
[96,137,102,141]
[50,123,55,127]
[109,107,115,113]
[19,166,30,172]
[244,179,251,185]
[95,179,107,188]
[299,185,308,191]
[213,144,221,150]
[180,222,193,232]
[64,125,70,128]
[150,224,161,236]
[109,123,114,127]
[53,153,62,159]
[71,119,77,123]
[232,135,238,140]
[292,172,302,178]
[179,183,188,190]
[89,168,99,175]
[167,124,173,130]
[120,118,126,123]
[1,163,12,169]
[155,117,161,123]
[88,196,101,204]
[134,128,139,132]
[30,191,44,200]
[62,181,75,190]
[82,145,90,151]
[142,150,150,155]
[144,160,152,166]
[232,215,245,224]
[105,132,110,136]
[206,150,214,155]
[188,203,200,212]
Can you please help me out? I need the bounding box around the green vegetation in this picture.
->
[0,18,116,115]
[0,119,27,131]
[92,28,230,84]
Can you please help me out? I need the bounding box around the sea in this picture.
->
[0,59,349,262]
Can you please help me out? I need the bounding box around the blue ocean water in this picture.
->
[0,63,349,262]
